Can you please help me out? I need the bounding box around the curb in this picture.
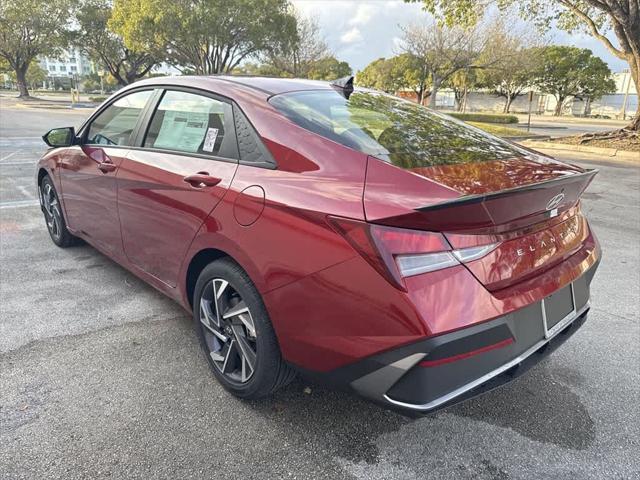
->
[507,135,550,141]
[520,140,639,160]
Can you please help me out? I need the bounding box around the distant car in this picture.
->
[37,76,600,414]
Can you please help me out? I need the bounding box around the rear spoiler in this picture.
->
[412,169,598,232]
[417,170,598,212]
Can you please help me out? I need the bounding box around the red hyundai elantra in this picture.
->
[37,76,600,414]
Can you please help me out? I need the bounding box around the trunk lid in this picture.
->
[363,155,598,290]
[364,155,596,233]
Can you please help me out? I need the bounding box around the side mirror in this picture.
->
[43,127,76,147]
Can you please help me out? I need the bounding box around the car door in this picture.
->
[117,88,239,287]
[58,89,155,256]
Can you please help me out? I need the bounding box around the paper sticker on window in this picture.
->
[153,110,209,152]
[202,127,219,152]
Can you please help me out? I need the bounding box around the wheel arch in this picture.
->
[37,167,49,186]
[185,248,230,309]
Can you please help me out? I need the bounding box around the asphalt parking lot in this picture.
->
[1,101,639,479]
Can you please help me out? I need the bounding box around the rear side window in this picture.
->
[144,90,237,159]
[86,90,153,146]
[269,90,526,168]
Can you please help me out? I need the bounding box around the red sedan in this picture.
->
[37,76,600,414]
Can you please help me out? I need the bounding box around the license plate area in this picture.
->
[542,283,576,339]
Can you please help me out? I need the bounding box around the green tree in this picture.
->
[0,58,11,74]
[477,22,543,113]
[0,0,72,97]
[406,0,640,130]
[110,0,297,75]
[25,63,47,88]
[357,54,427,102]
[75,0,160,86]
[446,68,479,111]
[357,58,394,91]
[7,62,47,89]
[533,46,616,116]
[264,12,328,77]
[307,57,351,80]
[399,20,495,107]
[259,12,351,80]
[480,49,540,113]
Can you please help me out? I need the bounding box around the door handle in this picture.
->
[183,172,222,188]
[97,160,117,173]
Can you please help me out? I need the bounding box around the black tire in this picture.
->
[39,176,80,248]
[193,257,295,399]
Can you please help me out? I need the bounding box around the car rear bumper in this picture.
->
[296,259,598,416]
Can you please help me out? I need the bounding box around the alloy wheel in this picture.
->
[199,278,258,384]
[41,182,61,240]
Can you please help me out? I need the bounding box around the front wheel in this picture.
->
[39,176,80,248]
[193,258,295,398]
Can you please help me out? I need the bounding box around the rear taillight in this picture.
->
[328,216,499,290]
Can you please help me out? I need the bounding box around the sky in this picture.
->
[291,0,627,74]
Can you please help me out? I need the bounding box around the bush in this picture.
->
[449,113,519,124]
[88,95,108,103]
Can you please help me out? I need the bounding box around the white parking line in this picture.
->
[0,151,18,161]
[0,136,41,139]
[0,199,40,209]
[0,161,37,166]
[17,184,34,199]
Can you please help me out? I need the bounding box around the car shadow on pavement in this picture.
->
[447,363,596,450]
[246,358,596,467]
[245,377,411,464]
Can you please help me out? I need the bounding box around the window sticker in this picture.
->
[153,110,209,152]
[202,127,219,153]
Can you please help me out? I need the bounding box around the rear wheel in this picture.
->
[39,176,80,248]
[193,258,295,398]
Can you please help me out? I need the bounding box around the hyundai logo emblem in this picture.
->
[546,193,565,211]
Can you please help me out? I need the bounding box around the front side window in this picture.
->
[269,90,527,168]
[144,90,237,159]
[86,90,153,146]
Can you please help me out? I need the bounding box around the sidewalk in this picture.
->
[0,93,97,110]
[513,113,629,128]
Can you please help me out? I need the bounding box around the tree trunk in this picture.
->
[628,53,639,130]
[15,65,30,97]
[428,77,441,108]
[504,95,514,113]
[583,97,592,117]
[554,97,565,116]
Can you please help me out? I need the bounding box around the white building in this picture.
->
[39,48,94,81]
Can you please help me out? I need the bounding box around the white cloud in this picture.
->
[340,27,363,44]
[349,4,376,26]
[291,0,351,17]
[391,36,404,51]
[291,1,623,73]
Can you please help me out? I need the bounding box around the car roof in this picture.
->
[214,76,335,95]
[129,75,336,99]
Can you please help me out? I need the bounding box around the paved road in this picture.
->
[1,105,639,479]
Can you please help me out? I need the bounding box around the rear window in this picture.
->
[269,90,526,168]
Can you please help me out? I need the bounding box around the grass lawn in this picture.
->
[467,121,532,138]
